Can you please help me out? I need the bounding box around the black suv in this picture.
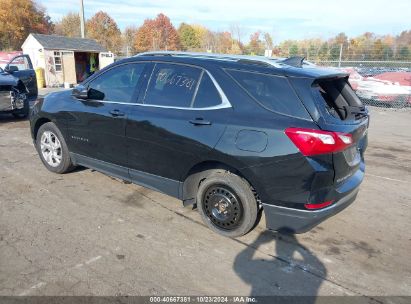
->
[30,52,369,237]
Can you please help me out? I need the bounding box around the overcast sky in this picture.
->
[42,0,411,42]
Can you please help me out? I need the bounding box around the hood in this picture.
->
[0,72,19,87]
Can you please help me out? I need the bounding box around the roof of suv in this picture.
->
[128,51,348,79]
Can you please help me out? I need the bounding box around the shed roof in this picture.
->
[30,33,107,52]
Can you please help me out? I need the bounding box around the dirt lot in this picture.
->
[0,106,410,297]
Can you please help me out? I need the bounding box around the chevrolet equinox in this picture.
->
[30,52,369,237]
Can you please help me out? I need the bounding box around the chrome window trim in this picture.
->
[205,70,231,109]
[190,70,204,107]
[85,97,231,111]
[83,61,232,110]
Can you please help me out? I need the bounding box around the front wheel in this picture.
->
[36,122,75,174]
[196,171,259,238]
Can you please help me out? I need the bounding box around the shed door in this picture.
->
[99,52,114,69]
[62,51,76,84]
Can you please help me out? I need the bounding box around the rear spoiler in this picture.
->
[280,56,305,68]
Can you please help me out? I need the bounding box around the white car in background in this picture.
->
[341,68,411,107]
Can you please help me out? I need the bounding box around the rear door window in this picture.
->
[144,63,202,108]
[226,69,308,117]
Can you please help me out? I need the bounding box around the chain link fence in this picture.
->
[314,60,411,109]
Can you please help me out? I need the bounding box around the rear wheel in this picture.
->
[196,171,259,237]
[36,122,75,174]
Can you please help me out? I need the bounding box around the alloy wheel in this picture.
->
[40,131,62,167]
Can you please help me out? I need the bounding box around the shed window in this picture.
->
[53,51,62,72]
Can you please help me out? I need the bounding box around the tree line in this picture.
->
[1,0,411,61]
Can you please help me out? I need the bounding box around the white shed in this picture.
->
[22,33,114,87]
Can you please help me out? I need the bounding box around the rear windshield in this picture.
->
[226,69,309,118]
[313,78,365,121]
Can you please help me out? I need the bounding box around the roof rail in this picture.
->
[135,51,282,68]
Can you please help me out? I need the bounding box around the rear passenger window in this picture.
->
[226,69,308,117]
[144,63,201,107]
[193,73,222,108]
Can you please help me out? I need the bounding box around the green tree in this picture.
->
[191,24,211,51]
[318,42,329,60]
[289,44,299,56]
[178,23,201,50]
[398,46,410,60]
[329,43,341,60]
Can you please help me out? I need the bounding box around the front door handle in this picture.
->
[109,109,125,117]
[189,118,212,126]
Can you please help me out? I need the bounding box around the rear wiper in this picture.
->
[344,105,368,119]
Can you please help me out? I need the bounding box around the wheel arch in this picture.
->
[181,160,260,205]
[33,117,51,140]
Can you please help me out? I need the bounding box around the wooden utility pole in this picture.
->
[80,0,86,38]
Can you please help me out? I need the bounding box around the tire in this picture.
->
[196,170,259,238]
[36,122,75,174]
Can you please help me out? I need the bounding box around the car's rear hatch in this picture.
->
[290,72,369,187]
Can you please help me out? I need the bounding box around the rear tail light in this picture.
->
[305,200,334,210]
[285,127,353,156]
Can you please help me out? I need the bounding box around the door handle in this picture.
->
[109,109,125,117]
[189,118,212,126]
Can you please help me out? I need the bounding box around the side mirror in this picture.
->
[72,85,89,99]
[5,65,19,73]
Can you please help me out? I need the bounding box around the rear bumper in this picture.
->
[262,187,359,233]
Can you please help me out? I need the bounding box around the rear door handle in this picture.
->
[109,109,125,117]
[189,118,212,126]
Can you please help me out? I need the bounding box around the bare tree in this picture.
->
[230,24,243,45]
